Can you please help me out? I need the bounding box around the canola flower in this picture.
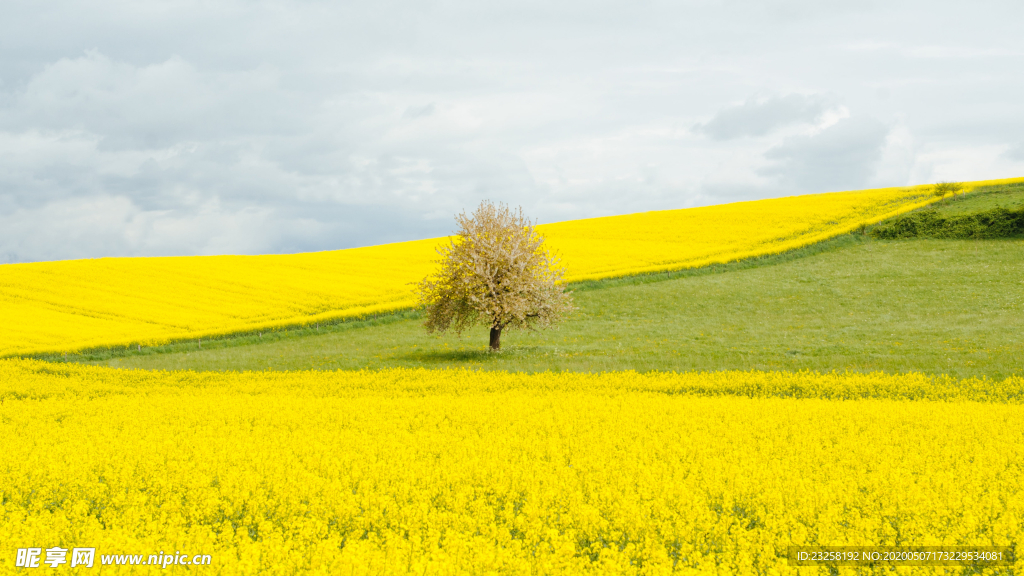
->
[2,177,1021,357]
[2,359,1022,575]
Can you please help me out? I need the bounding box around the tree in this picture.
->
[416,201,574,351]
[933,181,965,202]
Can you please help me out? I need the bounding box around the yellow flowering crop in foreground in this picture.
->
[2,359,1022,575]
[2,177,1021,357]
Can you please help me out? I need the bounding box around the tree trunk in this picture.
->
[489,326,502,351]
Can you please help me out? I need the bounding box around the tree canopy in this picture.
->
[933,181,965,201]
[416,201,574,350]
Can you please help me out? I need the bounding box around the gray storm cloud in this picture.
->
[1,0,1023,263]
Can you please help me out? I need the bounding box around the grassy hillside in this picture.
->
[929,180,1024,215]
[872,182,1024,239]
[81,235,1024,379]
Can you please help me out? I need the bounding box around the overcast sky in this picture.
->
[2,0,1022,263]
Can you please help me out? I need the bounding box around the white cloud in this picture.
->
[914,144,1024,185]
[807,106,850,135]
[871,122,917,187]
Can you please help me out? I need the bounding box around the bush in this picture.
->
[871,207,1024,239]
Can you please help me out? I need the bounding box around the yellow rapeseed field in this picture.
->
[2,359,1022,575]
[10,178,1024,357]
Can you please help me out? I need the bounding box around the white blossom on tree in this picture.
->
[416,201,574,350]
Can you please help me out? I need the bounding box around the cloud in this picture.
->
[0,192,459,263]
[402,103,436,120]
[1005,143,1024,161]
[1,0,1022,263]
[1,51,298,150]
[759,117,891,193]
[694,95,837,140]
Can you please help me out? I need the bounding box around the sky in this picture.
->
[1,0,1022,263]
